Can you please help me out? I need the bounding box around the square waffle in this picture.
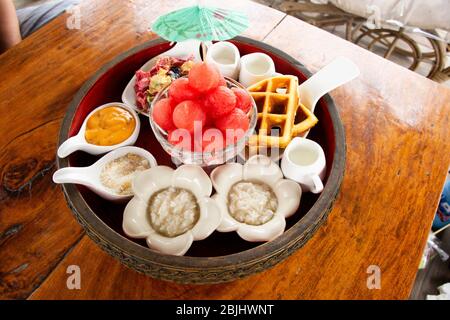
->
[247,75,318,148]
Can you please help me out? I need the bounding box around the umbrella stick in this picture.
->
[201,41,207,60]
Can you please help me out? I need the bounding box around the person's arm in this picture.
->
[0,0,21,53]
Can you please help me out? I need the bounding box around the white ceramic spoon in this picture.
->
[53,146,157,202]
[298,56,360,115]
[297,56,360,138]
[57,102,140,158]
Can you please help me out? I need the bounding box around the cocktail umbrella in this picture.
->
[152,1,249,45]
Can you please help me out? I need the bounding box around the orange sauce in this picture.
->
[85,106,135,146]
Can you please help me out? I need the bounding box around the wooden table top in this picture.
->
[0,0,449,300]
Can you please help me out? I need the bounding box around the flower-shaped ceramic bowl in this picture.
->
[211,155,302,242]
[123,165,222,256]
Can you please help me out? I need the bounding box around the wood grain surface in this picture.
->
[0,0,449,300]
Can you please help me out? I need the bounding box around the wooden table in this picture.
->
[0,0,449,300]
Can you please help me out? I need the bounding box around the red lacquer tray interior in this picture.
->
[66,40,335,257]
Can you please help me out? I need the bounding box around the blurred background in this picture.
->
[254,0,450,87]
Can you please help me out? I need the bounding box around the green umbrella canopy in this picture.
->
[152,2,249,42]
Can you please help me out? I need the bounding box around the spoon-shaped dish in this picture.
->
[297,57,359,139]
[53,146,157,202]
[298,57,360,117]
[57,102,140,158]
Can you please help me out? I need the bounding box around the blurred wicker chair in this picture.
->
[279,0,449,81]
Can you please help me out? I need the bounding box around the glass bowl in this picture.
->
[149,77,257,167]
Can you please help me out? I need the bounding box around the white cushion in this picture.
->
[330,0,450,30]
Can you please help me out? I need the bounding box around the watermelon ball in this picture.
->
[199,100,214,127]
[173,100,206,133]
[188,62,221,93]
[215,108,250,144]
[232,87,253,114]
[205,86,237,119]
[152,98,175,131]
[169,78,199,103]
[168,129,192,151]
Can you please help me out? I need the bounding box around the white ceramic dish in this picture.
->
[123,165,222,256]
[53,146,157,202]
[121,40,204,116]
[239,52,280,88]
[205,41,241,80]
[297,56,360,115]
[211,155,302,242]
[57,102,140,158]
[281,137,327,194]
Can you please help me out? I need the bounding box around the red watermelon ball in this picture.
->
[215,108,250,144]
[152,97,175,131]
[232,87,253,114]
[198,99,214,127]
[173,100,206,133]
[188,62,221,93]
[205,86,237,119]
[169,78,199,103]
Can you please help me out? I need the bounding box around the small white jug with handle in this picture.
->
[281,137,326,194]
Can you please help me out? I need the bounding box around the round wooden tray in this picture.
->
[57,36,346,284]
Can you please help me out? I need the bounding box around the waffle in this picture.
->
[247,75,318,148]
